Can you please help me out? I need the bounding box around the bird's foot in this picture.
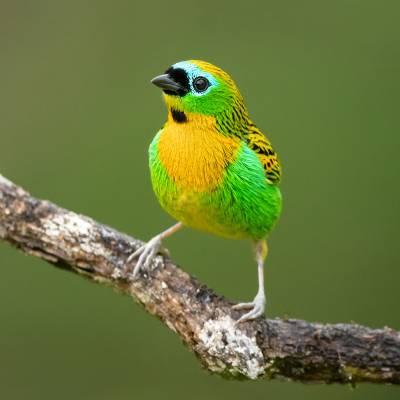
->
[125,235,169,279]
[233,292,266,324]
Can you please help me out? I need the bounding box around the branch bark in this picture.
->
[0,174,399,384]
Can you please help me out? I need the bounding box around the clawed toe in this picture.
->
[125,235,164,279]
[235,305,264,324]
[233,293,266,324]
[126,245,145,265]
[232,302,255,310]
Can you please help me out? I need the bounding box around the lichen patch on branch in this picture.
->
[41,212,114,260]
[43,213,93,239]
[0,175,13,187]
[197,316,266,379]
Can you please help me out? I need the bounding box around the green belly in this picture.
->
[149,135,282,240]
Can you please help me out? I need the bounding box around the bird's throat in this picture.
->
[158,114,241,192]
[170,108,187,123]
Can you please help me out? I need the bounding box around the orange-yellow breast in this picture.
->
[157,112,241,192]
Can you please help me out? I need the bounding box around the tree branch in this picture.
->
[0,174,399,384]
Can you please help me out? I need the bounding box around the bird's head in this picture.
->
[151,60,248,123]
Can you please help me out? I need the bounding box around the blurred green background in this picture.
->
[1,0,399,399]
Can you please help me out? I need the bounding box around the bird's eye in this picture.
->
[193,76,209,92]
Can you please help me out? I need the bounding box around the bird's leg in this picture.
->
[233,239,268,323]
[126,222,183,279]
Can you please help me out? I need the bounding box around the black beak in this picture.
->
[151,73,188,95]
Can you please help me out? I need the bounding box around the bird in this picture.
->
[127,60,282,323]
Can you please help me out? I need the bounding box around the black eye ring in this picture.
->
[193,76,210,92]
